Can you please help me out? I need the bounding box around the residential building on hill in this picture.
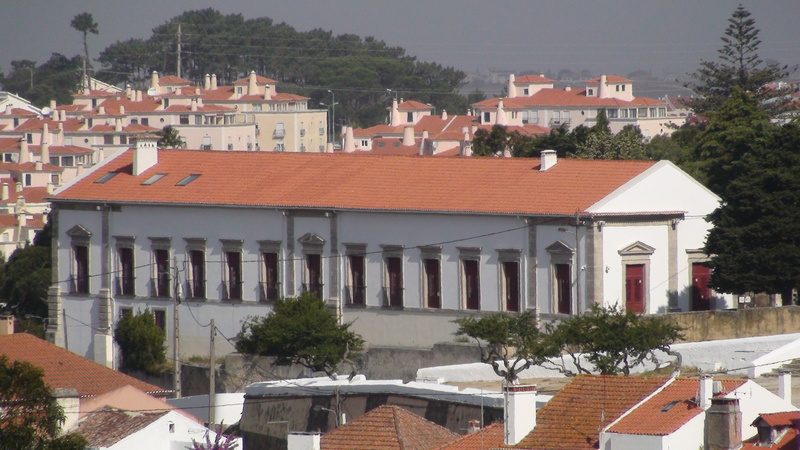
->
[47,136,728,363]
[472,74,686,138]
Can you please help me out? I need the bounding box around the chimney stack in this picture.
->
[704,398,742,450]
[441,109,447,120]
[119,105,125,115]
[19,138,30,163]
[344,126,355,153]
[0,315,13,335]
[390,98,400,127]
[402,126,415,146]
[132,135,159,176]
[598,74,608,99]
[508,73,517,98]
[264,84,272,100]
[49,99,57,111]
[287,432,321,450]
[126,84,132,99]
[204,74,211,90]
[779,371,792,404]
[467,419,481,434]
[1,183,8,201]
[248,70,257,96]
[699,375,713,410]
[211,74,218,90]
[41,137,50,164]
[540,150,557,171]
[503,384,537,446]
[151,71,160,93]
[15,182,22,193]
[495,99,507,125]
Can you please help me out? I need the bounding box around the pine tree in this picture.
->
[685,5,791,116]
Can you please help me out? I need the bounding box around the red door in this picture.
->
[691,263,711,311]
[556,264,571,314]
[625,264,644,313]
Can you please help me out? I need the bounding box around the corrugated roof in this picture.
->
[52,150,655,216]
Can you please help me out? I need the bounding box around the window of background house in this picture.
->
[118,246,135,296]
[258,240,281,302]
[226,251,242,300]
[420,246,442,309]
[153,248,170,298]
[381,245,404,307]
[190,249,205,298]
[459,247,481,310]
[74,245,89,294]
[498,249,521,312]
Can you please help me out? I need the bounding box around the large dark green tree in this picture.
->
[236,292,364,379]
[0,54,81,106]
[684,5,791,116]
[704,115,800,298]
[0,221,53,320]
[70,12,99,85]
[0,355,87,450]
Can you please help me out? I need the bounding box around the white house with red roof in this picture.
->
[347,98,549,155]
[46,136,728,364]
[472,74,686,138]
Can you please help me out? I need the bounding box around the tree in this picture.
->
[546,304,683,376]
[0,355,87,450]
[236,292,364,379]
[156,126,184,148]
[71,12,98,86]
[572,123,647,160]
[114,310,167,376]
[684,5,791,116]
[704,121,800,297]
[0,221,53,320]
[453,311,559,383]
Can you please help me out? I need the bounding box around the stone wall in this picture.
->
[665,306,800,342]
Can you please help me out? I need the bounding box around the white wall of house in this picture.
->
[108,410,241,450]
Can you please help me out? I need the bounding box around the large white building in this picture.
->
[47,137,728,366]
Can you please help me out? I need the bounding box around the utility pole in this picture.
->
[176,24,182,79]
[209,319,216,427]
[173,257,182,398]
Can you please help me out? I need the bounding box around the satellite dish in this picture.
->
[147,88,158,96]
[41,107,52,116]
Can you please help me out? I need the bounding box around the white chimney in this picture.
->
[248,70,257,96]
[495,99,507,125]
[1,183,8,201]
[98,106,105,115]
[390,98,400,127]
[15,182,22,193]
[151,71,160,93]
[49,99,57,111]
[211,74,218,90]
[504,384,537,446]
[41,137,50,164]
[540,150,557,171]
[598,74,608,99]
[508,73,517,98]
[779,371,792,404]
[0,315,13,335]
[115,118,122,132]
[19,138,30,163]
[287,432,321,450]
[126,84,132,98]
[699,375,713,409]
[344,126,355,153]
[119,105,125,115]
[467,419,481,434]
[204,74,211,90]
[60,109,67,121]
[264,84,272,100]
[35,161,43,171]
[132,135,159,176]
[191,98,198,112]
[402,126,415,146]
[441,109,447,120]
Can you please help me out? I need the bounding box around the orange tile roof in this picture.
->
[755,411,800,427]
[516,75,554,83]
[321,405,459,449]
[0,213,46,228]
[6,108,37,116]
[233,75,277,85]
[436,422,504,449]
[30,145,93,155]
[607,378,746,436]
[742,411,800,450]
[0,333,169,398]
[398,100,433,111]
[474,88,665,109]
[0,138,19,150]
[586,75,632,83]
[52,150,655,216]
[157,75,193,85]
[0,161,62,173]
[516,375,667,449]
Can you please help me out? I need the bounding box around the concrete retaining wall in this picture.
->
[665,306,800,342]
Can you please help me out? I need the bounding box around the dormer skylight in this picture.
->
[176,174,201,186]
[94,172,119,183]
[142,174,166,185]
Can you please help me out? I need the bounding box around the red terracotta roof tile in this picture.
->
[30,145,93,155]
[53,150,655,216]
[321,405,459,449]
[76,406,169,447]
[608,378,745,436]
[515,75,555,83]
[586,75,632,83]
[436,422,504,449]
[0,213,45,228]
[474,88,665,109]
[398,100,433,111]
[0,333,169,398]
[516,375,667,449]
[233,75,277,85]
[157,75,193,86]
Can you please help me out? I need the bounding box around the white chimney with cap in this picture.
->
[132,135,159,176]
[504,384,537,446]
[540,149,557,171]
[402,126,415,146]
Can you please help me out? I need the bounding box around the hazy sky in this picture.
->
[2,0,798,80]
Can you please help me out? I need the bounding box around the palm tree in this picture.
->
[70,12,98,88]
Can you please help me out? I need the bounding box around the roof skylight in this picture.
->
[94,172,119,183]
[142,174,166,185]
[176,174,201,186]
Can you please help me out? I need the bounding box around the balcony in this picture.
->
[300,129,306,137]
[273,128,286,139]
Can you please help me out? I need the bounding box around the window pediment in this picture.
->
[66,224,92,240]
[619,241,656,256]
[546,240,574,256]
[298,233,325,246]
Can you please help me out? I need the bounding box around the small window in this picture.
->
[237,87,243,95]
[621,85,626,92]
[483,112,490,123]
[104,135,114,145]
[142,174,166,185]
[176,174,201,186]
[120,135,127,145]
[24,174,32,186]
[62,156,74,167]
[523,88,529,96]
[50,156,59,165]
[189,249,206,299]
[26,134,33,144]
[95,172,119,183]
[179,115,189,125]
[406,112,413,123]
[226,251,242,300]
[141,118,149,126]
[130,118,139,125]
[588,88,594,96]
[73,245,89,294]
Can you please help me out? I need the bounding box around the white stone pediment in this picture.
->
[298,233,325,246]
[618,241,655,256]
